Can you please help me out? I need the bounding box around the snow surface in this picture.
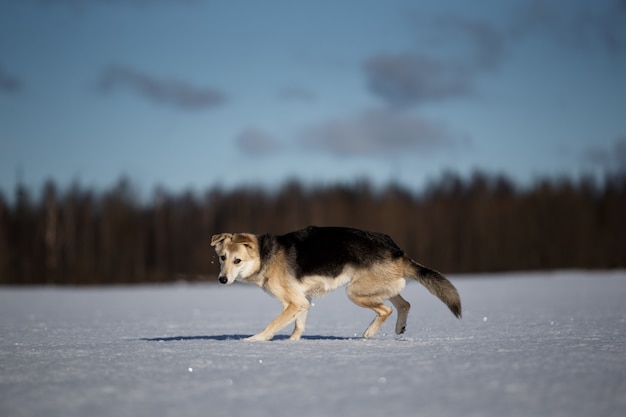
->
[1,271,625,417]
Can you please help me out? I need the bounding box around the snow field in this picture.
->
[1,271,625,417]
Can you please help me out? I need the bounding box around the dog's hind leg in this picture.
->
[361,301,393,339]
[390,295,411,334]
[347,291,393,338]
[347,270,404,338]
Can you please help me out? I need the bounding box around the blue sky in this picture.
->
[1,0,625,198]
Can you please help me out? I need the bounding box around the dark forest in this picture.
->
[1,171,624,285]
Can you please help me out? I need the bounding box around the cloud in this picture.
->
[277,86,316,102]
[512,0,626,58]
[27,0,201,7]
[616,137,626,170]
[616,137,626,165]
[364,16,505,108]
[97,66,226,110]
[0,66,21,94]
[236,128,283,155]
[366,2,625,108]
[583,136,626,171]
[298,108,467,157]
[363,53,473,108]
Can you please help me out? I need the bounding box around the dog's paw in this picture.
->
[362,329,376,339]
[244,334,270,342]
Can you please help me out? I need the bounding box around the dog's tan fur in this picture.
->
[211,228,461,341]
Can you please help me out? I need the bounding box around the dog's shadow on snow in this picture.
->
[140,334,354,342]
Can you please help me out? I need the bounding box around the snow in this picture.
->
[1,271,625,417]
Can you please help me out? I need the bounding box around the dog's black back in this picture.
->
[259,226,405,279]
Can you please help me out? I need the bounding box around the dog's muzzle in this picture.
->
[218,276,228,285]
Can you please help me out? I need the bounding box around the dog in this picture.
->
[211,226,461,341]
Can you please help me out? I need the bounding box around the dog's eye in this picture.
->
[220,256,226,261]
[234,258,241,265]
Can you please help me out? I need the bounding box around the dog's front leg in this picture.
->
[245,302,309,342]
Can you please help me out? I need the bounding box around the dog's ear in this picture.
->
[231,233,257,251]
[211,233,232,247]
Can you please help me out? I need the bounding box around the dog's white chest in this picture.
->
[301,272,353,297]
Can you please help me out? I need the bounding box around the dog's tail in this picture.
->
[405,258,462,319]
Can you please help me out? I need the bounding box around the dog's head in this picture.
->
[210,233,260,285]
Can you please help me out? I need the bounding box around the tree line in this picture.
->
[0,171,624,285]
